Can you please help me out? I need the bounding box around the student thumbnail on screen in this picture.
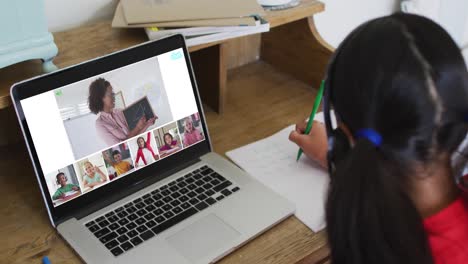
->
[154,122,183,158]
[45,165,82,207]
[177,112,205,147]
[74,153,109,193]
[102,142,135,180]
[128,131,160,169]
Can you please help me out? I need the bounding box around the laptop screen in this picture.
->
[19,48,206,208]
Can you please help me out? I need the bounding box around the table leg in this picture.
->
[261,17,333,88]
[190,43,227,114]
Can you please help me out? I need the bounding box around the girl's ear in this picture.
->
[329,128,352,168]
[337,122,355,146]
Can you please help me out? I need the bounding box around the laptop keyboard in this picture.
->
[84,165,241,257]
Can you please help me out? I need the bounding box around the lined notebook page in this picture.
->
[226,113,330,232]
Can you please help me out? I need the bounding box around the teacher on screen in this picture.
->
[88,78,157,145]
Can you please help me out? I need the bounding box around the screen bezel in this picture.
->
[11,35,212,225]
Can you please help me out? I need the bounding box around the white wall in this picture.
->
[407,0,468,64]
[438,0,468,63]
[45,0,118,32]
[314,0,399,48]
[438,0,468,46]
[315,0,468,62]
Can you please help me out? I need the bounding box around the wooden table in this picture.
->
[0,61,330,264]
[0,0,333,262]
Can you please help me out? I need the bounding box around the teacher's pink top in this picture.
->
[96,109,129,145]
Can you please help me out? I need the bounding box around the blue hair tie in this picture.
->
[355,129,382,147]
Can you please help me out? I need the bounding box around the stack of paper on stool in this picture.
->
[112,0,269,46]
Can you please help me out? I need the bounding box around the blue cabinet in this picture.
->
[0,0,58,72]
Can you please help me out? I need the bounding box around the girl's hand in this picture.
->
[95,167,107,182]
[288,120,328,168]
[142,117,157,131]
[94,165,102,173]
[147,116,158,125]
[128,117,147,138]
[136,116,147,131]
[72,186,79,191]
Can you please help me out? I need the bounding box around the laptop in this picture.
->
[10,34,294,264]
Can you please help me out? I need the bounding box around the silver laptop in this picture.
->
[10,34,294,264]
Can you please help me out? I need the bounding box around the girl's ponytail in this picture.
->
[326,139,433,264]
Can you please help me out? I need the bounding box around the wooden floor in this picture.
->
[0,61,329,264]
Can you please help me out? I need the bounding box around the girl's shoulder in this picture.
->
[424,194,468,264]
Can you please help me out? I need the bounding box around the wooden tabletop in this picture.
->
[0,61,329,263]
[0,0,324,110]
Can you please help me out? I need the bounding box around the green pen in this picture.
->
[296,80,325,161]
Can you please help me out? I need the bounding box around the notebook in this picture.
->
[226,113,330,232]
[112,2,257,28]
[121,0,265,25]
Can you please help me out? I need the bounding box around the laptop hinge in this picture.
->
[56,157,202,225]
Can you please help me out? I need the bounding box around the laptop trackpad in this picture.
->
[166,214,240,262]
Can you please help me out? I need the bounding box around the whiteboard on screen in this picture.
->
[63,113,107,160]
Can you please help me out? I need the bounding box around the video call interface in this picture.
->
[20,48,206,207]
